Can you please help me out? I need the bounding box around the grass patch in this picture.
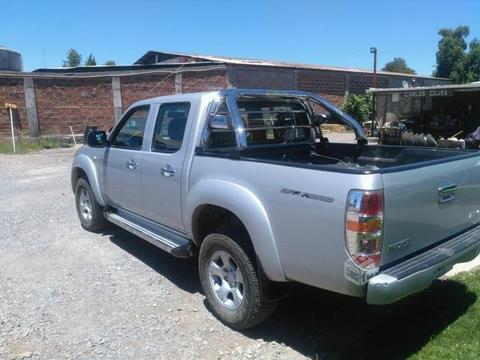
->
[410,270,480,359]
[0,136,73,154]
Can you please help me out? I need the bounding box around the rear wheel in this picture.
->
[199,232,278,329]
[75,178,107,232]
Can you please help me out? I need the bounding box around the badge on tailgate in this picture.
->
[438,184,457,204]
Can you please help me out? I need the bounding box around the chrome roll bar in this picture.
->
[201,89,366,149]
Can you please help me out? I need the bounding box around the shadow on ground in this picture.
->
[106,226,476,359]
[106,227,200,294]
[247,280,476,359]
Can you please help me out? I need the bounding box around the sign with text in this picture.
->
[403,89,452,98]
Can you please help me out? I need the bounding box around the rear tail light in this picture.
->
[346,190,384,268]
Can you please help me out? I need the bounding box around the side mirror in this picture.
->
[312,113,332,126]
[87,130,107,147]
[209,114,233,130]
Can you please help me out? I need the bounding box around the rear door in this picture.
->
[104,105,151,215]
[141,101,194,232]
[380,155,480,265]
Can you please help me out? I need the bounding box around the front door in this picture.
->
[141,101,193,231]
[104,105,151,215]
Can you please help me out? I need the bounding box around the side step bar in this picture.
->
[105,210,193,258]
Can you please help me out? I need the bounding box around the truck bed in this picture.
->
[197,140,480,272]
[232,142,480,174]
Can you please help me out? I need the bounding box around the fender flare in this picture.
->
[186,179,286,282]
[71,154,106,206]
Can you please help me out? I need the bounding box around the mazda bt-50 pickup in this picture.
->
[72,89,480,329]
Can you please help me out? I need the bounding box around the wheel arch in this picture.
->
[186,179,286,282]
[71,154,105,206]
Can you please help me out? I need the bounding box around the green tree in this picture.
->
[382,57,416,74]
[435,26,470,82]
[85,53,96,66]
[62,48,82,67]
[104,60,116,66]
[342,94,372,124]
[465,39,480,82]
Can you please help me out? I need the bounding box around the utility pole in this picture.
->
[370,47,377,88]
[370,47,378,137]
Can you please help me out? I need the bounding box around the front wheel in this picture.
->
[75,178,107,232]
[199,232,278,329]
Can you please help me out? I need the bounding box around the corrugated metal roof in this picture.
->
[0,45,21,55]
[135,50,450,80]
[367,82,480,94]
[1,64,226,79]
[32,61,219,73]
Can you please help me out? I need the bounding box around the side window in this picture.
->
[111,106,150,150]
[152,102,191,153]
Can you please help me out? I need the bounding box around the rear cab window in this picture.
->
[237,98,312,145]
[201,95,357,151]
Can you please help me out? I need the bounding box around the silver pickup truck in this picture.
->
[72,89,480,329]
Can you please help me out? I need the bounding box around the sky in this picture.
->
[2,0,480,75]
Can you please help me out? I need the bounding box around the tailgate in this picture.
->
[380,154,480,266]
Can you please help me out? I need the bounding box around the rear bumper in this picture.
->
[367,224,480,305]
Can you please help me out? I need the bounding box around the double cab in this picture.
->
[72,89,480,328]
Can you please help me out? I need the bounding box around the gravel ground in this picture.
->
[0,148,314,360]
[1,147,478,360]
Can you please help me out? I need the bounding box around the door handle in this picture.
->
[126,159,138,170]
[161,164,176,177]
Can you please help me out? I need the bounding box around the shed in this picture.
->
[368,82,480,144]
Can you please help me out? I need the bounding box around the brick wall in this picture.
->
[296,70,347,106]
[0,65,450,137]
[0,77,27,135]
[120,70,227,111]
[348,74,389,94]
[182,69,227,93]
[0,68,228,136]
[120,69,227,110]
[230,66,295,90]
[35,77,114,134]
[120,74,175,111]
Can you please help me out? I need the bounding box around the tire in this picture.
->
[75,177,107,232]
[199,232,278,329]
